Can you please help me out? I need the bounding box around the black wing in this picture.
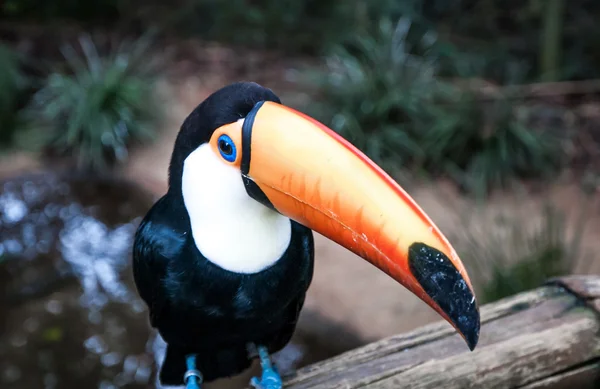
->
[132,196,186,328]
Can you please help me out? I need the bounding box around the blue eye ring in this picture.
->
[217,134,237,162]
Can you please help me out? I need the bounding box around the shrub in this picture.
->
[456,201,590,304]
[426,94,564,196]
[0,44,30,149]
[421,0,600,82]
[304,17,445,170]
[176,0,351,53]
[21,34,162,171]
[158,0,413,54]
[1,0,121,24]
[1,0,412,55]
[304,16,563,196]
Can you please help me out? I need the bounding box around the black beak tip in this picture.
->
[467,334,479,351]
[408,242,481,351]
[461,309,480,351]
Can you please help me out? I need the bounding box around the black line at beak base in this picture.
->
[240,100,263,176]
[240,100,278,213]
[408,242,480,351]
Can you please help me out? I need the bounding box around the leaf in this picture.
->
[23,35,162,171]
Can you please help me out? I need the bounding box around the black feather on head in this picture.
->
[167,82,281,192]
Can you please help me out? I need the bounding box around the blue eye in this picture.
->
[217,134,236,162]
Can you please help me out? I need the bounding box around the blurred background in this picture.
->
[1,0,600,388]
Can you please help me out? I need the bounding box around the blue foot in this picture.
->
[250,346,282,389]
[184,354,203,389]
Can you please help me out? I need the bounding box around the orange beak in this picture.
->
[236,101,480,350]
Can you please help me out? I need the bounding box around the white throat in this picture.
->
[181,144,292,274]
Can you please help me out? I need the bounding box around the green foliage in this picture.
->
[421,0,600,82]
[21,34,162,171]
[173,0,350,53]
[305,17,448,170]
[450,96,563,196]
[456,202,590,304]
[3,0,600,81]
[1,0,406,54]
[0,44,29,149]
[1,0,121,23]
[0,0,412,55]
[304,17,563,196]
[163,0,411,54]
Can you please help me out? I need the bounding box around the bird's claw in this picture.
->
[250,365,282,389]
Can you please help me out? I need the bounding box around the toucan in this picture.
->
[132,82,480,389]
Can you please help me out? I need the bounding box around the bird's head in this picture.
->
[169,82,480,351]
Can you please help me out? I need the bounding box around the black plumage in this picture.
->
[132,82,315,385]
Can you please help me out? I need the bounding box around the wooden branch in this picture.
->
[281,275,600,389]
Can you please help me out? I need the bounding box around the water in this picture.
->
[0,172,157,389]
